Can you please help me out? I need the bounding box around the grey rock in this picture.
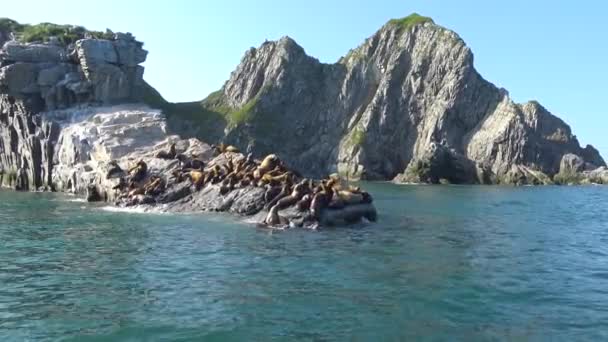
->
[0,42,68,63]
[194,20,605,185]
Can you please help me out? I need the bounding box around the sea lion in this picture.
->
[189,170,205,189]
[337,190,365,205]
[155,143,177,160]
[225,145,239,153]
[128,160,147,183]
[254,154,280,179]
[264,182,292,210]
[264,185,282,204]
[177,154,205,171]
[213,143,240,155]
[273,180,310,211]
[309,191,331,220]
[296,194,312,211]
[144,177,165,196]
[264,205,289,226]
[361,191,373,204]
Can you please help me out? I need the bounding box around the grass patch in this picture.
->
[0,18,114,45]
[348,128,366,147]
[227,97,257,126]
[387,13,434,32]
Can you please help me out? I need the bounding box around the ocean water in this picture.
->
[1,184,608,341]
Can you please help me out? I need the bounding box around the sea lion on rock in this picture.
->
[273,180,310,211]
[296,194,312,211]
[254,154,280,179]
[213,143,240,155]
[144,177,165,196]
[337,190,365,205]
[189,170,205,190]
[264,205,289,227]
[265,182,292,210]
[310,191,331,220]
[155,143,177,160]
[177,154,205,171]
[128,160,148,183]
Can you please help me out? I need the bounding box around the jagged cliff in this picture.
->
[163,14,606,185]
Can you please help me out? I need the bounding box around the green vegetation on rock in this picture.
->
[347,128,366,148]
[387,13,434,32]
[0,18,114,45]
[227,97,258,126]
[553,171,584,185]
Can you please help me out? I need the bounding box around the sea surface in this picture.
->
[1,184,608,341]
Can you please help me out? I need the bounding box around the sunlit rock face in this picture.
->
[199,18,605,184]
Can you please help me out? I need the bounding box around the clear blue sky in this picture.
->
[4,0,607,158]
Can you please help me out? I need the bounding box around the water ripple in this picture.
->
[1,186,608,341]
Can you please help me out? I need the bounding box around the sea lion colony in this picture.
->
[105,143,377,227]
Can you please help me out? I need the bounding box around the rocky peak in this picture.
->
[185,13,605,183]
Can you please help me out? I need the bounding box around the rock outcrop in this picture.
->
[168,14,605,184]
[0,26,147,190]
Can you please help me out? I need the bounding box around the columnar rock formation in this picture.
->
[174,15,606,184]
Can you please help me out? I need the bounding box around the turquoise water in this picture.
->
[1,184,608,341]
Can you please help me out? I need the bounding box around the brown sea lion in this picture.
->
[337,190,365,205]
[225,145,240,153]
[213,143,240,155]
[189,170,205,189]
[254,154,280,179]
[144,177,165,196]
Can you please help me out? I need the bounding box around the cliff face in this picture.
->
[186,15,604,184]
[0,25,147,190]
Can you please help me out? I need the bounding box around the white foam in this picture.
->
[99,206,149,214]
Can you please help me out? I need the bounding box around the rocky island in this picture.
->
[0,18,377,228]
[0,14,605,228]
